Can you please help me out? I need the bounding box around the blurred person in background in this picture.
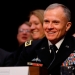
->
[14,9,45,65]
[13,21,32,64]
[29,9,45,40]
[73,33,75,37]
[17,21,32,46]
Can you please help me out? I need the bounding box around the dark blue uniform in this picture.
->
[16,34,75,75]
[0,48,14,66]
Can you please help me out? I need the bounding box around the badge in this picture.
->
[25,40,32,47]
[31,57,41,62]
[65,45,69,48]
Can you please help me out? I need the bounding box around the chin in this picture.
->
[33,37,38,40]
[47,37,55,41]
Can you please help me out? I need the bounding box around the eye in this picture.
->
[18,29,24,32]
[44,19,50,24]
[34,22,39,25]
[18,29,30,33]
[44,20,49,22]
[53,20,60,24]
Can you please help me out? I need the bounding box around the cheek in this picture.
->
[61,26,66,32]
[43,25,47,30]
[19,34,22,38]
[57,27,66,37]
[38,25,43,30]
[17,34,22,39]
[56,25,66,31]
[28,33,31,36]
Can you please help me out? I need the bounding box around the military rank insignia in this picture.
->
[25,40,32,47]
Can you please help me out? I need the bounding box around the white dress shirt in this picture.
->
[48,38,64,53]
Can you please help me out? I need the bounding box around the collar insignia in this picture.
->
[41,47,45,50]
[25,40,32,47]
[65,45,69,48]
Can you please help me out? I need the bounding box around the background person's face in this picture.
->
[43,7,71,44]
[17,24,31,46]
[73,33,75,37]
[29,15,44,40]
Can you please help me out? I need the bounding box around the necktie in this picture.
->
[49,45,58,53]
[47,45,58,69]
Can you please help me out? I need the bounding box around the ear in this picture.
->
[66,22,72,31]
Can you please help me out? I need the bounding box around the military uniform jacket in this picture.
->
[16,35,75,75]
[0,48,14,66]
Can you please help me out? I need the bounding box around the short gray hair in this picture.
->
[44,3,71,21]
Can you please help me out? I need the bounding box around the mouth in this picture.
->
[32,31,39,34]
[22,37,27,39]
[47,31,56,34]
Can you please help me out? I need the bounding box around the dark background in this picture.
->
[0,0,75,51]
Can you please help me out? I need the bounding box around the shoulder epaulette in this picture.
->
[25,40,32,47]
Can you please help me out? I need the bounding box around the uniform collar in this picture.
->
[48,37,65,49]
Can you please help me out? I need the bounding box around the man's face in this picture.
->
[43,7,71,44]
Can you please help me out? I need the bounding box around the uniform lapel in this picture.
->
[35,37,52,67]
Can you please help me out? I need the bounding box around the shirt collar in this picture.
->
[48,37,64,49]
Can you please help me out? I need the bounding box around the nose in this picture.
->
[23,31,27,34]
[47,23,54,29]
[30,24,36,29]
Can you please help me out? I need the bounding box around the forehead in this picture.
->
[44,7,66,19]
[19,24,30,29]
[29,15,39,21]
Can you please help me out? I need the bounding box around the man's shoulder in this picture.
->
[25,40,33,47]
[65,34,75,42]
[24,39,42,47]
[70,35,75,43]
[24,37,47,47]
[65,35,75,49]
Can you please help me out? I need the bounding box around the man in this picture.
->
[16,3,75,75]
